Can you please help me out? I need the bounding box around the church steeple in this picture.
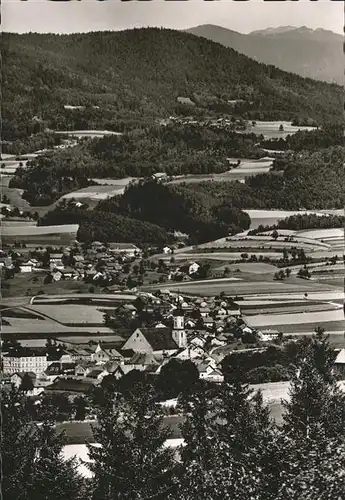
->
[172,306,187,348]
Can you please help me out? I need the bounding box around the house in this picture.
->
[169,346,205,361]
[73,255,85,267]
[111,364,136,380]
[47,350,74,366]
[228,303,242,317]
[49,253,64,270]
[189,262,200,274]
[91,241,106,251]
[45,377,96,394]
[199,307,211,318]
[45,362,75,376]
[51,270,64,281]
[162,246,173,254]
[86,367,108,383]
[19,260,37,273]
[108,243,141,258]
[101,343,125,361]
[114,304,137,318]
[334,349,345,377]
[152,172,168,181]
[215,307,228,318]
[125,352,160,372]
[10,372,47,396]
[121,328,179,355]
[258,329,281,342]
[66,346,94,363]
[2,347,48,376]
[62,267,76,279]
[75,362,95,377]
[10,371,36,388]
[194,359,223,382]
[90,342,124,364]
[90,344,111,364]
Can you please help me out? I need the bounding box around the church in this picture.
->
[121,307,187,355]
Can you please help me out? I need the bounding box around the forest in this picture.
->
[248,213,345,234]
[39,181,251,246]
[2,331,345,499]
[2,28,343,142]
[39,205,174,246]
[261,123,343,152]
[35,145,345,244]
[9,123,265,204]
[11,125,345,210]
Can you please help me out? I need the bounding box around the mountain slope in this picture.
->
[186,25,343,84]
[2,28,343,140]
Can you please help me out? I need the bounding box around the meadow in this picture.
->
[244,121,316,139]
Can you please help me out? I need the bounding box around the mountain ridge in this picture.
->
[2,27,343,141]
[185,24,343,84]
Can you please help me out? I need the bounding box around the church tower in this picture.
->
[172,306,187,348]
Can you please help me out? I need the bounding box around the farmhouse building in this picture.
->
[108,243,141,258]
[19,260,36,273]
[50,253,64,270]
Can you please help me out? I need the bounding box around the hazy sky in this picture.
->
[2,0,344,35]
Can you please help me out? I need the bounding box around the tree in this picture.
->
[19,373,35,392]
[179,381,218,471]
[272,229,279,240]
[176,381,274,500]
[74,396,87,421]
[156,359,199,399]
[278,330,345,497]
[283,329,345,441]
[88,386,175,500]
[1,385,85,500]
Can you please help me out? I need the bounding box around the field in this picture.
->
[244,121,316,139]
[2,224,79,246]
[55,130,122,138]
[152,278,337,296]
[168,157,274,184]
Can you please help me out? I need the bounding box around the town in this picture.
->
[1,2,345,499]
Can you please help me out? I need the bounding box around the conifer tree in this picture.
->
[1,385,85,500]
[177,381,272,499]
[283,329,345,442]
[88,384,175,500]
[279,330,345,497]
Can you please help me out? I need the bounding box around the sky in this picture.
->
[2,0,344,35]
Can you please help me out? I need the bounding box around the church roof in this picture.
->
[139,328,178,351]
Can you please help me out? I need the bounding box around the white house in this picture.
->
[258,329,280,342]
[50,253,64,270]
[19,260,37,273]
[163,246,173,254]
[3,348,48,376]
[108,243,141,258]
[188,262,200,275]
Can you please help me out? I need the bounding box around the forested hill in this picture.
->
[2,28,343,140]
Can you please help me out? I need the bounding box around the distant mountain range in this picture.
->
[185,25,343,84]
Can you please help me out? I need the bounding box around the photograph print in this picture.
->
[1,1,345,499]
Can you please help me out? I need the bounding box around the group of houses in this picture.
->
[1,288,289,396]
[0,241,143,283]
